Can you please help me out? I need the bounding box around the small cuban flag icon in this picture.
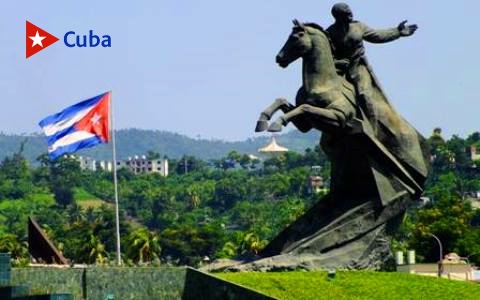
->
[39,92,111,159]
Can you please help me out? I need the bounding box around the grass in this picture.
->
[0,193,54,209]
[74,188,98,201]
[216,271,480,300]
[77,199,107,209]
[74,188,108,209]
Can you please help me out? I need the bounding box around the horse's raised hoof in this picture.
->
[255,120,269,132]
[268,121,283,132]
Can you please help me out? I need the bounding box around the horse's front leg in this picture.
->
[255,98,295,132]
[268,104,345,132]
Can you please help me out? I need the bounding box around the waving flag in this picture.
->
[39,92,111,159]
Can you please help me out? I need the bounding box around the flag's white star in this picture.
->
[29,31,46,47]
[90,113,102,125]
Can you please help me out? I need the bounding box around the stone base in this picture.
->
[205,192,408,272]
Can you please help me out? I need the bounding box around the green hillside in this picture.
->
[217,271,480,300]
[0,129,320,163]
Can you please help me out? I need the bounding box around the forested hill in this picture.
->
[0,129,320,163]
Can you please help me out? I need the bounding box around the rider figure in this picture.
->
[326,2,417,132]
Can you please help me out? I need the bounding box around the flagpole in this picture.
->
[109,91,122,266]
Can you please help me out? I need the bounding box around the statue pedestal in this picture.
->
[206,192,409,272]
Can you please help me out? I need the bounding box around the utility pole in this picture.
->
[184,156,188,174]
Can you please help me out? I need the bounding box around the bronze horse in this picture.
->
[256,19,357,135]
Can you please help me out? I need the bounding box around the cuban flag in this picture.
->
[39,92,111,159]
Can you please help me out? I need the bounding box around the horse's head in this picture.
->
[276,20,314,68]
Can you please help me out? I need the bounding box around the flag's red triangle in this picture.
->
[26,21,59,58]
[75,92,111,142]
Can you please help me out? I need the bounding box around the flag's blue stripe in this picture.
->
[46,125,77,146]
[39,92,107,128]
[49,135,105,160]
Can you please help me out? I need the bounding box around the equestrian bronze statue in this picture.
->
[255,11,428,271]
[209,3,429,271]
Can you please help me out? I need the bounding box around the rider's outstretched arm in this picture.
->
[362,20,418,43]
[362,22,401,43]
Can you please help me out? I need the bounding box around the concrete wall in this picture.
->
[11,267,186,300]
[397,263,474,281]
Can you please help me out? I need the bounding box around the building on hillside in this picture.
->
[467,192,480,209]
[468,145,480,161]
[308,175,324,194]
[98,160,113,172]
[117,155,169,176]
[77,156,96,171]
[76,156,112,172]
[75,155,167,176]
[258,137,289,155]
[308,165,325,194]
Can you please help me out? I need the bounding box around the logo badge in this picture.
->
[26,21,59,58]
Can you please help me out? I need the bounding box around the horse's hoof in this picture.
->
[268,121,283,132]
[255,120,269,132]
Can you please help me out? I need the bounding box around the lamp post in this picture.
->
[427,233,443,278]
[465,252,480,266]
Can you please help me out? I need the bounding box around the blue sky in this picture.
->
[0,1,478,140]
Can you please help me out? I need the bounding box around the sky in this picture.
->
[0,1,478,141]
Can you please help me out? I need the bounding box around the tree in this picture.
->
[406,173,480,264]
[88,235,108,264]
[227,151,241,162]
[217,241,238,258]
[186,185,201,209]
[240,232,267,255]
[428,127,446,155]
[0,153,32,199]
[239,154,251,170]
[446,135,470,170]
[127,228,161,264]
[146,151,161,160]
[214,174,247,210]
[0,233,28,259]
[176,155,206,174]
[38,155,81,207]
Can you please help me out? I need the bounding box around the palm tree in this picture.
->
[0,234,28,259]
[67,203,84,224]
[88,235,108,265]
[186,185,201,209]
[127,228,161,264]
[240,232,267,255]
[219,241,238,258]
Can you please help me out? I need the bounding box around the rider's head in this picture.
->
[331,3,353,23]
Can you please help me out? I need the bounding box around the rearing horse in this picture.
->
[255,20,358,134]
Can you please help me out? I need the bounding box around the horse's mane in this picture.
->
[293,20,331,43]
[304,22,332,46]
[304,22,325,33]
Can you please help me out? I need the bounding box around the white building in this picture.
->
[76,155,166,175]
[469,145,480,161]
[76,156,112,172]
[117,155,169,176]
